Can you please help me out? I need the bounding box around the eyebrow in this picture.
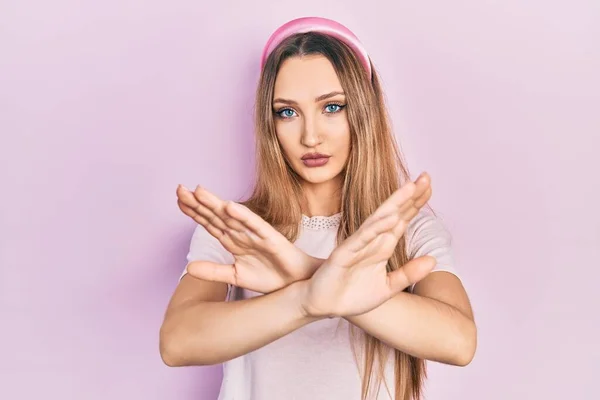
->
[273,91,345,105]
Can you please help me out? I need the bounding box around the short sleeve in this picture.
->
[179,224,235,298]
[405,210,461,291]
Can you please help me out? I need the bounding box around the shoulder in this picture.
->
[406,209,452,252]
[405,208,456,273]
[178,224,234,282]
[186,224,234,265]
[405,209,463,292]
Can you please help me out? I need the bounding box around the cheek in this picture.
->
[328,120,351,152]
[325,112,349,132]
[275,123,299,157]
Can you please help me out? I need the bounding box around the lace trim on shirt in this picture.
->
[301,213,342,230]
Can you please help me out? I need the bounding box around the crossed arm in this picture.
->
[159,177,476,367]
[161,269,475,367]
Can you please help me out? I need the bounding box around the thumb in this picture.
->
[186,260,236,285]
[387,256,437,294]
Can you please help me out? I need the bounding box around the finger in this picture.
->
[177,197,199,219]
[369,182,416,222]
[224,201,271,240]
[177,200,246,255]
[186,261,236,285]
[220,204,250,234]
[411,173,431,206]
[396,173,430,213]
[396,175,432,222]
[396,186,432,224]
[392,216,410,237]
[346,213,400,253]
[178,189,229,234]
[413,172,431,194]
[367,173,431,223]
[177,188,243,253]
[397,197,416,216]
[177,199,227,238]
[192,186,230,232]
[414,186,432,209]
[386,256,436,294]
[193,185,226,213]
[177,184,204,210]
[177,199,209,225]
[177,186,218,224]
[176,184,192,198]
[364,191,413,233]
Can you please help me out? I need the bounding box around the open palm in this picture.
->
[177,185,319,293]
[301,174,436,318]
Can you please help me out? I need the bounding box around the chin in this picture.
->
[297,166,344,185]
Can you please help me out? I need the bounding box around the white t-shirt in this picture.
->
[180,209,460,400]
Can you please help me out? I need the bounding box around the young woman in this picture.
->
[160,17,476,400]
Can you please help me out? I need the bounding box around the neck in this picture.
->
[300,176,343,217]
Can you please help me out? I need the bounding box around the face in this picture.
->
[272,55,351,189]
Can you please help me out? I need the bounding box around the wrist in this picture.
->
[291,278,340,320]
[285,279,327,322]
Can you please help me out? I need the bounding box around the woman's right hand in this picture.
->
[177,185,322,294]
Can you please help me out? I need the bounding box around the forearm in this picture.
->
[160,281,320,366]
[345,292,477,366]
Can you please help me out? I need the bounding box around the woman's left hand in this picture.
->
[299,173,436,318]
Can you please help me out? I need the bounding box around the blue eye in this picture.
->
[276,108,297,119]
[325,104,345,113]
[275,104,346,119]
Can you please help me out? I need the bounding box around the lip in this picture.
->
[301,153,331,168]
[301,152,331,160]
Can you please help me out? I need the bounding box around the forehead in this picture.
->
[273,55,343,99]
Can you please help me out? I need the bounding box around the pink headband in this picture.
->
[260,17,372,78]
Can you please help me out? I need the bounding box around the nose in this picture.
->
[300,116,323,148]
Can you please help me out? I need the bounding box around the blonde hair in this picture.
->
[242,32,427,400]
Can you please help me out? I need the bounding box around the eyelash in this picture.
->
[274,103,347,119]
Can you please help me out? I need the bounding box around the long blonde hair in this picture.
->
[242,32,427,400]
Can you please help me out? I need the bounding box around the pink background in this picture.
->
[2,1,598,399]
